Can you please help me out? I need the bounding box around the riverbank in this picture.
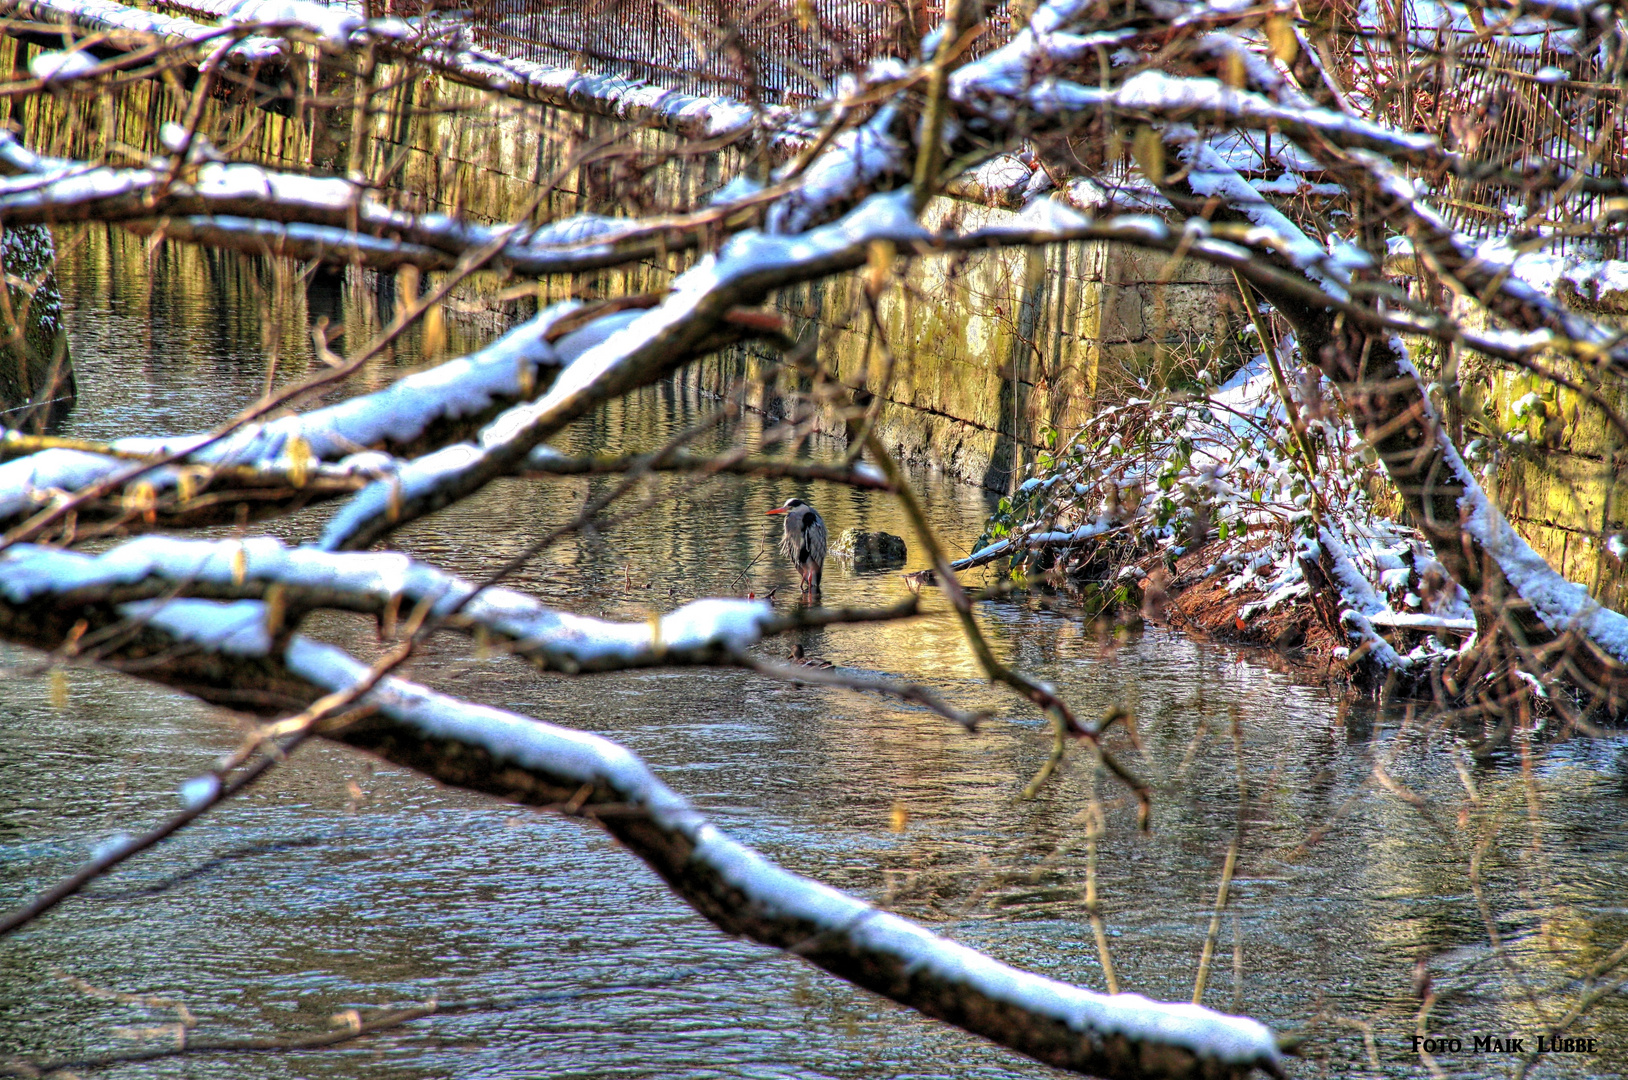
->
[955,349,1497,704]
[1131,543,1343,679]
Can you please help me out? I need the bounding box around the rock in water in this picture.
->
[832,528,907,570]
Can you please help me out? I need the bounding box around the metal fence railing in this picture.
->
[1341,4,1626,257]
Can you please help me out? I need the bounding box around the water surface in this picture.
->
[2,227,1627,1079]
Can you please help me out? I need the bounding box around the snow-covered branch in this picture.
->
[0,536,794,672]
[2,0,286,63]
[300,649,1281,1080]
[0,138,671,277]
[1393,348,1628,673]
[0,300,620,531]
[0,546,1283,1077]
[5,0,798,143]
[947,0,1628,370]
[955,63,1441,165]
[318,191,930,551]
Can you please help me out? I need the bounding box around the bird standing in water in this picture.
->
[767,497,827,601]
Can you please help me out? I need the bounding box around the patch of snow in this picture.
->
[90,833,136,861]
[1014,196,1094,232]
[30,50,98,81]
[14,0,287,61]
[708,175,764,206]
[852,462,887,486]
[1368,611,1476,632]
[766,107,907,234]
[121,598,273,654]
[218,0,362,44]
[178,774,222,808]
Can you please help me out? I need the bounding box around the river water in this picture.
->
[2,228,1627,1079]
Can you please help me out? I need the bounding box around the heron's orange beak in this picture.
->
[765,507,787,515]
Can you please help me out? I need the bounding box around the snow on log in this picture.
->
[950,520,1120,572]
[1367,611,1476,634]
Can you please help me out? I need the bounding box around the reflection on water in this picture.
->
[3,226,1628,1079]
[47,226,488,443]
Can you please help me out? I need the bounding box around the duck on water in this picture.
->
[767,497,826,601]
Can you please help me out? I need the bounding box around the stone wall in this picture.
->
[692,201,1236,491]
[1464,345,1628,612]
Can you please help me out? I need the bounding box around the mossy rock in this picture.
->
[832,528,907,569]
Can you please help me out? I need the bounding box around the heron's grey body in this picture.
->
[769,497,827,598]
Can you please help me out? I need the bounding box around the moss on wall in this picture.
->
[687,200,1238,491]
[1401,273,1628,607]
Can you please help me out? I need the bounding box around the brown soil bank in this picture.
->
[1101,540,1476,692]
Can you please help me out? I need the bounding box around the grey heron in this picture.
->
[766,497,826,600]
